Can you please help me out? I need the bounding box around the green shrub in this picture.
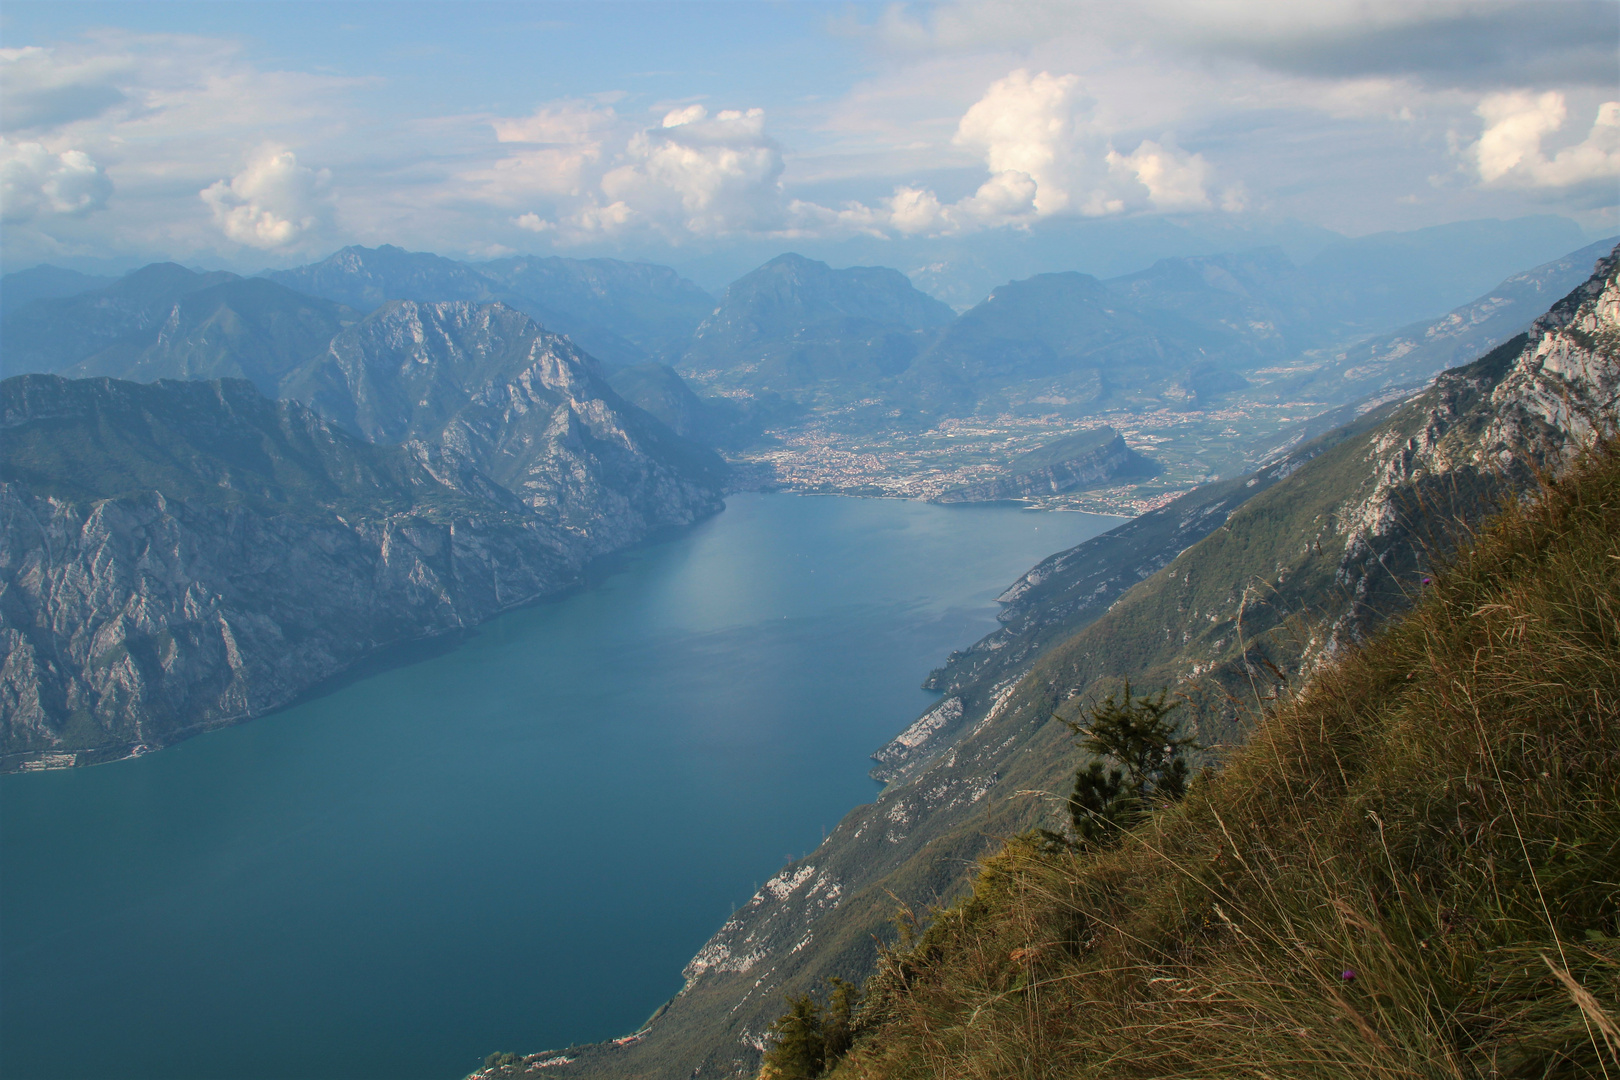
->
[762,978,861,1079]
[1058,682,1196,847]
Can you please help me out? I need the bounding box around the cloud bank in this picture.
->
[0,4,1615,268]
[490,70,1221,243]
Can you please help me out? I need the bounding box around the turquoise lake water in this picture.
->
[0,494,1118,1080]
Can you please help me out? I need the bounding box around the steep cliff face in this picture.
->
[561,247,1618,1080]
[0,360,726,770]
[286,299,727,551]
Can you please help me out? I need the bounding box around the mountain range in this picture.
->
[4,230,1615,776]
[672,239,1616,426]
[8,222,1612,447]
[1,221,1615,1074]
[266,245,717,370]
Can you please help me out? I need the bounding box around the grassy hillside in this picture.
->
[828,443,1620,1079]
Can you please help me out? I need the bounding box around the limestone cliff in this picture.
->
[0,350,726,769]
[285,300,727,553]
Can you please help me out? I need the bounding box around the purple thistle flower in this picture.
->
[1421,577,1432,585]
[1341,969,1357,981]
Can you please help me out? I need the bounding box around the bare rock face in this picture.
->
[0,483,569,769]
[1324,248,1619,653]
[1482,251,1620,464]
[288,300,727,552]
[1,319,727,770]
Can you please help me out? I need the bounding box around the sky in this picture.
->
[2,0,1617,283]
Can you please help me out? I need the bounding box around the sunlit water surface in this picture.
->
[1,494,1118,1080]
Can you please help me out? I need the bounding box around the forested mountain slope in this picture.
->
[535,247,1617,1079]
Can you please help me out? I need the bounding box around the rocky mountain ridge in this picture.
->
[61,276,357,396]
[1272,235,1617,404]
[1,263,239,375]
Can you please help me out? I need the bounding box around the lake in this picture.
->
[0,494,1118,1080]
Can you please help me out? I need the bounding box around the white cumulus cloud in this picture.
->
[0,138,112,222]
[862,69,1216,236]
[599,105,786,237]
[1472,91,1620,188]
[1107,138,1211,211]
[954,69,1083,215]
[200,144,331,249]
[492,102,791,241]
[486,100,617,199]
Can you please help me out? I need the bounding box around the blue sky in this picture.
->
[2,1,1617,280]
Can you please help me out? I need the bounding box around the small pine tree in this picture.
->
[1061,682,1196,847]
[820,977,859,1064]
[761,978,863,1079]
[762,993,825,1079]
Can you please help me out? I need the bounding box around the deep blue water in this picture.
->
[0,494,1118,1080]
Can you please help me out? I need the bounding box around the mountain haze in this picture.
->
[266,245,715,370]
[0,265,117,315]
[1279,234,1620,402]
[678,254,954,406]
[60,277,356,396]
[1,263,238,375]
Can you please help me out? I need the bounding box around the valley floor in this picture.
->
[726,394,1393,514]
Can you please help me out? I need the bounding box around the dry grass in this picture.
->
[834,445,1620,1080]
